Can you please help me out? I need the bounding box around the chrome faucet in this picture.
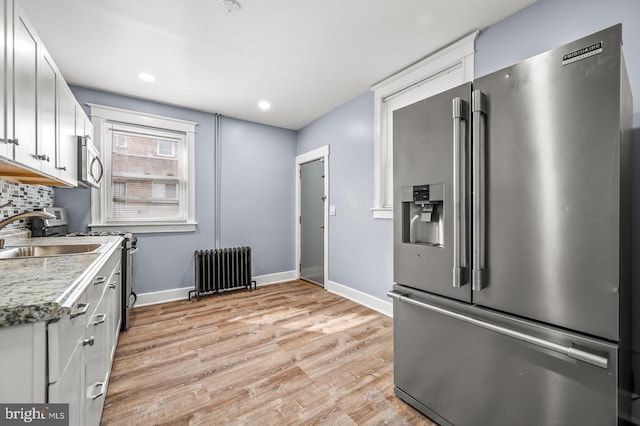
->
[0,209,54,249]
[0,210,56,231]
[0,200,16,209]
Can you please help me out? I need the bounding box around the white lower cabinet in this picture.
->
[84,283,112,426]
[48,341,84,426]
[47,249,121,426]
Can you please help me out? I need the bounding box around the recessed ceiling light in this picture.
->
[138,72,156,82]
[221,0,241,12]
[258,100,271,111]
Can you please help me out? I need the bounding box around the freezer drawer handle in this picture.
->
[471,90,487,292]
[452,97,468,288]
[387,291,609,369]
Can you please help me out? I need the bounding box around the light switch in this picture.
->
[329,205,336,216]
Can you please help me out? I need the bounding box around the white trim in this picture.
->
[89,222,197,233]
[370,208,393,220]
[296,145,329,164]
[87,103,197,132]
[370,32,477,97]
[370,32,477,220]
[89,104,197,233]
[255,270,297,286]
[326,280,393,318]
[295,145,330,287]
[134,270,298,307]
[136,286,193,306]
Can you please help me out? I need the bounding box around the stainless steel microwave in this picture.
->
[78,135,104,188]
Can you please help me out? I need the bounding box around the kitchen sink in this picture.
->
[0,244,104,259]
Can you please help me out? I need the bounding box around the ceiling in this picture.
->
[20,0,536,130]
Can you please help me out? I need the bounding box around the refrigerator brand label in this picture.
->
[562,41,603,65]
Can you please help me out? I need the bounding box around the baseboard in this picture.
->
[255,270,297,286]
[135,286,193,307]
[135,270,298,307]
[326,280,393,317]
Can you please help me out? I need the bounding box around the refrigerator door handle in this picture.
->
[452,97,468,288]
[387,291,609,370]
[472,90,487,291]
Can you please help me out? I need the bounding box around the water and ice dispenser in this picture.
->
[401,184,444,247]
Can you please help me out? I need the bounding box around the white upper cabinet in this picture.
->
[11,4,40,172]
[0,0,84,186]
[58,83,78,186]
[37,49,58,177]
[0,1,7,160]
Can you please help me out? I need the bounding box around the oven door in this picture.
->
[78,136,104,188]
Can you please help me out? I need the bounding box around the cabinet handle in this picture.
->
[83,336,95,347]
[114,271,121,276]
[70,303,90,319]
[93,276,106,285]
[91,313,107,326]
[7,138,19,146]
[88,382,105,400]
[33,154,50,162]
[109,282,117,290]
[56,166,67,171]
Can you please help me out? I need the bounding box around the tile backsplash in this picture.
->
[0,179,54,231]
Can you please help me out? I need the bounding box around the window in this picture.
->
[370,32,477,219]
[114,134,128,148]
[156,140,175,157]
[113,181,126,199]
[89,104,197,233]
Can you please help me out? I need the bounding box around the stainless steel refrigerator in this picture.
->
[388,24,632,425]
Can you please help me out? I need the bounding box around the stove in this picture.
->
[32,208,138,331]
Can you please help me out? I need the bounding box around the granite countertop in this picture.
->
[0,236,123,327]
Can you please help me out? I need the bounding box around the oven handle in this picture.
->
[387,291,609,369]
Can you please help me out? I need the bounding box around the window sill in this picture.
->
[371,208,393,220]
[89,222,197,234]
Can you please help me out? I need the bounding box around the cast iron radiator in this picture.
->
[189,247,256,300]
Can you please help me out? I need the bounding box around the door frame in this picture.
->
[295,145,330,286]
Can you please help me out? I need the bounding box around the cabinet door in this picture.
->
[0,0,8,159]
[85,300,110,426]
[12,7,40,171]
[49,342,84,426]
[37,50,58,176]
[108,268,121,362]
[57,83,78,185]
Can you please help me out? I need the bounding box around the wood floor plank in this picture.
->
[100,281,435,425]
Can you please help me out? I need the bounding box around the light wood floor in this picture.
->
[101,281,435,425]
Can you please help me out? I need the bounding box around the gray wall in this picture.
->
[475,0,640,115]
[219,117,297,275]
[55,86,296,294]
[297,92,394,301]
